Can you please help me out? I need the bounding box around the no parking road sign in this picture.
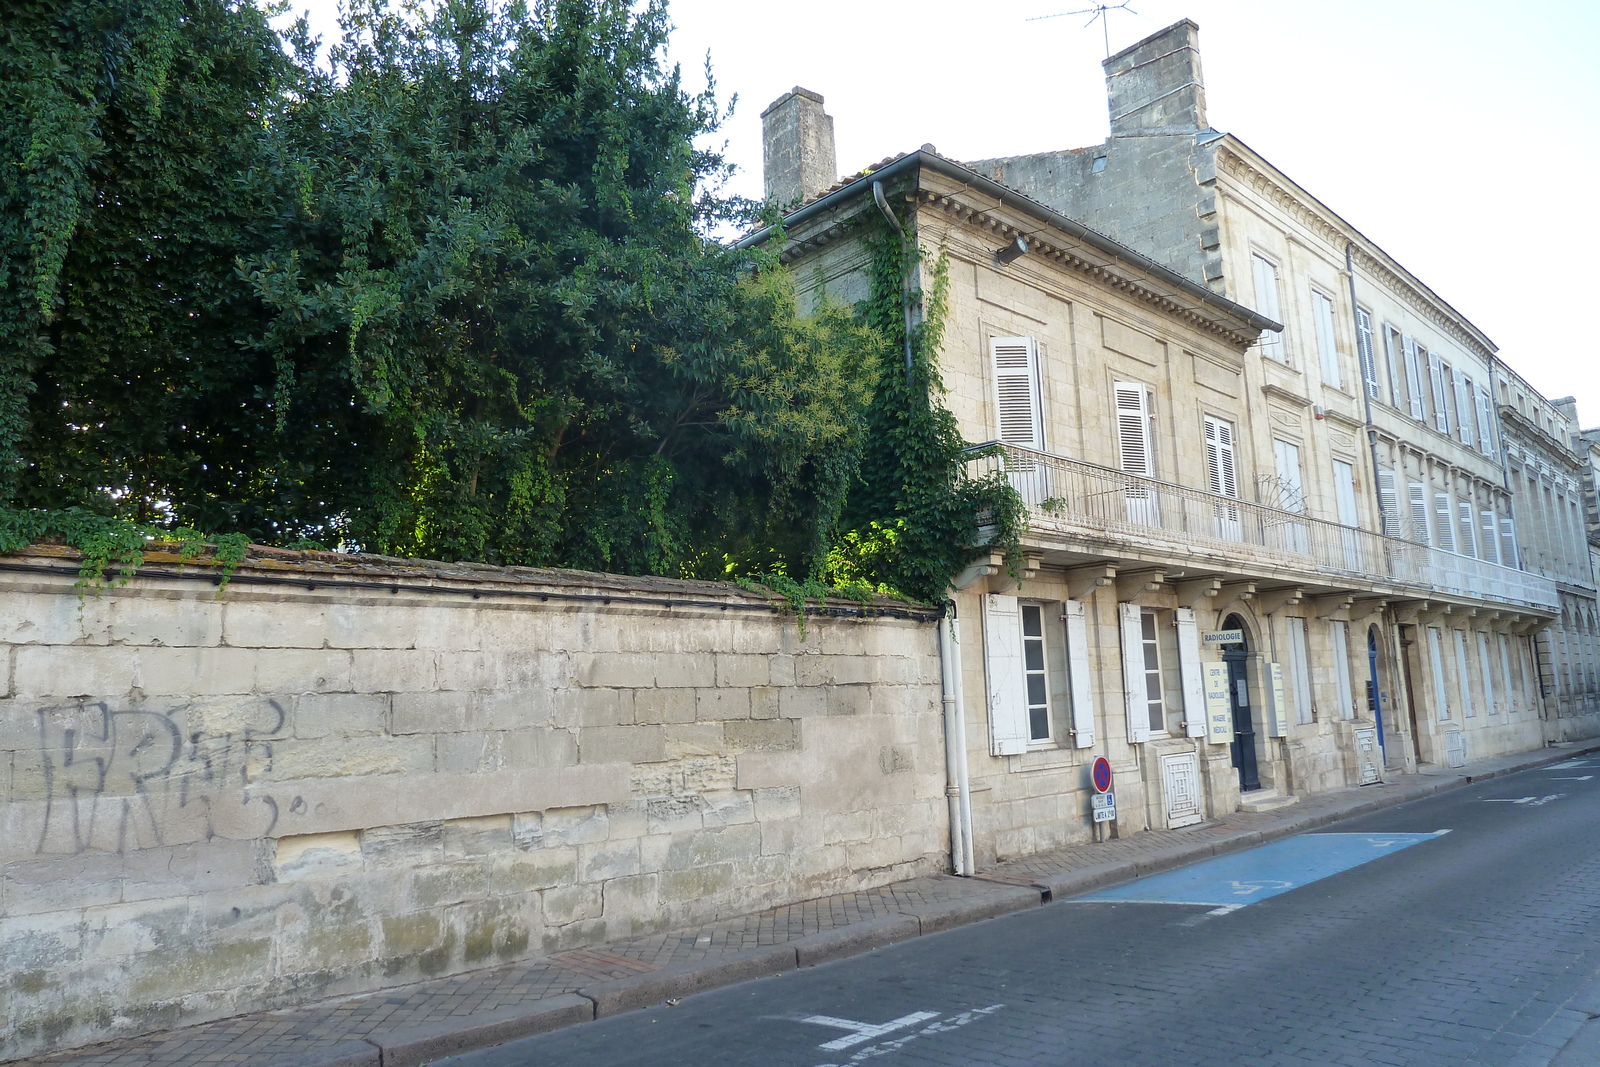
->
[1091,757,1116,823]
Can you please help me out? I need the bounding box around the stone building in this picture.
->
[753,24,1559,863]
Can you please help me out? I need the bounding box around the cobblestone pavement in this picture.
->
[447,756,1600,1067]
[20,744,1593,1067]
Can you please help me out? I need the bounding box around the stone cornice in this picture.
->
[1213,141,1497,363]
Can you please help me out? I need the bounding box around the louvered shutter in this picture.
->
[1115,382,1153,477]
[1433,493,1455,552]
[991,336,1043,451]
[1287,620,1313,725]
[1176,607,1207,738]
[1475,387,1496,457]
[1427,352,1449,433]
[1453,371,1475,446]
[1356,309,1379,399]
[1480,511,1500,565]
[1063,599,1095,748]
[1500,518,1519,568]
[1204,415,1237,497]
[1478,632,1496,712]
[1457,501,1477,558]
[983,594,1030,755]
[1403,336,1425,420]
[1377,470,1402,538]
[1408,483,1430,543]
[1454,630,1475,717]
[1428,627,1450,719]
[1330,621,1355,719]
[1313,291,1340,387]
[1498,634,1515,712]
[1252,255,1284,360]
[1119,602,1150,744]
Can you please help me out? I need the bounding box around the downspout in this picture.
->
[873,180,915,381]
[937,602,974,875]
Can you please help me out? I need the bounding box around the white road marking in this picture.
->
[802,1011,941,1050]
[810,1005,1004,1066]
[1549,760,1596,769]
[1548,775,1593,781]
[1482,794,1564,806]
[1228,879,1294,896]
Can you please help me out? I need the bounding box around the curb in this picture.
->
[259,1042,380,1067]
[580,944,799,1019]
[371,995,594,1067]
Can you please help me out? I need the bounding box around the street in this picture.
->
[443,759,1600,1066]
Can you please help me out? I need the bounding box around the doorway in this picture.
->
[1221,613,1261,792]
[1366,625,1386,758]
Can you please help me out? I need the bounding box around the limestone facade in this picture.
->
[0,549,945,1060]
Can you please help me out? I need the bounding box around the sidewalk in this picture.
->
[25,742,1599,1067]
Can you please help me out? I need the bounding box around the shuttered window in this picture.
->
[1176,608,1207,738]
[1453,370,1475,447]
[1478,632,1497,714]
[1356,308,1379,399]
[1377,469,1402,538]
[1454,630,1475,718]
[1141,609,1166,734]
[1274,440,1306,513]
[1499,634,1515,713]
[1021,604,1052,742]
[1204,415,1238,498]
[1408,482,1430,544]
[991,336,1043,451]
[1474,386,1496,456]
[1251,254,1285,361]
[983,594,1029,755]
[1427,352,1450,433]
[1403,335,1426,420]
[1119,602,1150,744]
[1428,627,1450,720]
[1313,290,1341,388]
[1457,500,1478,558]
[1500,517,1519,568]
[1115,381,1153,477]
[1330,621,1355,719]
[1063,600,1095,748]
[1480,511,1501,565]
[1433,492,1455,552]
[1287,618,1313,725]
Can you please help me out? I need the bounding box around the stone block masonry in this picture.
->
[0,547,946,1061]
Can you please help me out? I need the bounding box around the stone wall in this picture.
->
[0,548,946,1060]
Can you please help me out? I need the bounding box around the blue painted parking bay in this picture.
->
[1073,832,1450,913]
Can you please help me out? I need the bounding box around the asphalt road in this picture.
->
[444,759,1600,1066]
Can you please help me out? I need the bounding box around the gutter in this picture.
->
[737,150,1280,337]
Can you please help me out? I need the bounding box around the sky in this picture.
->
[275,0,1600,427]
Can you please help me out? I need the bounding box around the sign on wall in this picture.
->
[1266,662,1290,737]
[1204,663,1233,745]
[1202,629,1245,646]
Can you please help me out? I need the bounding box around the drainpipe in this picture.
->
[873,180,915,381]
[937,602,974,874]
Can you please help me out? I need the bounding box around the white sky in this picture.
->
[276,0,1600,426]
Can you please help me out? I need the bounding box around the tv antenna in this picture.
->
[1027,3,1137,57]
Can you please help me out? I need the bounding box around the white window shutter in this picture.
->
[1433,492,1455,552]
[1478,632,1496,711]
[1251,255,1284,360]
[983,594,1030,755]
[1407,482,1430,544]
[1376,470,1401,537]
[1428,627,1450,719]
[1313,291,1340,388]
[1498,634,1515,713]
[1454,630,1475,717]
[1176,607,1207,738]
[1330,621,1354,719]
[1480,511,1500,565]
[1475,387,1496,456]
[991,336,1043,451]
[1064,600,1095,749]
[1500,517,1519,568]
[1119,602,1150,744]
[1204,415,1237,498]
[1427,352,1449,433]
[1115,381,1153,477]
[1457,501,1477,558]
[1403,336,1425,420]
[1453,371,1475,447]
[1356,309,1379,398]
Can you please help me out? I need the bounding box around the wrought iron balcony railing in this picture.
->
[964,443,1559,613]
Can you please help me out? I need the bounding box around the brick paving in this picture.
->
[20,743,1597,1067]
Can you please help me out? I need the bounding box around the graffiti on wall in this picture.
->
[31,700,285,855]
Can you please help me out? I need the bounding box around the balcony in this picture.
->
[964,443,1559,614]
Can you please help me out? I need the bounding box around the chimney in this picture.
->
[1103,20,1207,136]
[761,87,837,207]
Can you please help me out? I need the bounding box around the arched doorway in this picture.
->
[1367,625,1386,757]
[1221,613,1260,792]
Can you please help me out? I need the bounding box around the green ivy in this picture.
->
[0,507,251,593]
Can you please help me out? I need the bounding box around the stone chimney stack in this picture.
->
[1103,20,1207,136]
[761,87,837,207]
